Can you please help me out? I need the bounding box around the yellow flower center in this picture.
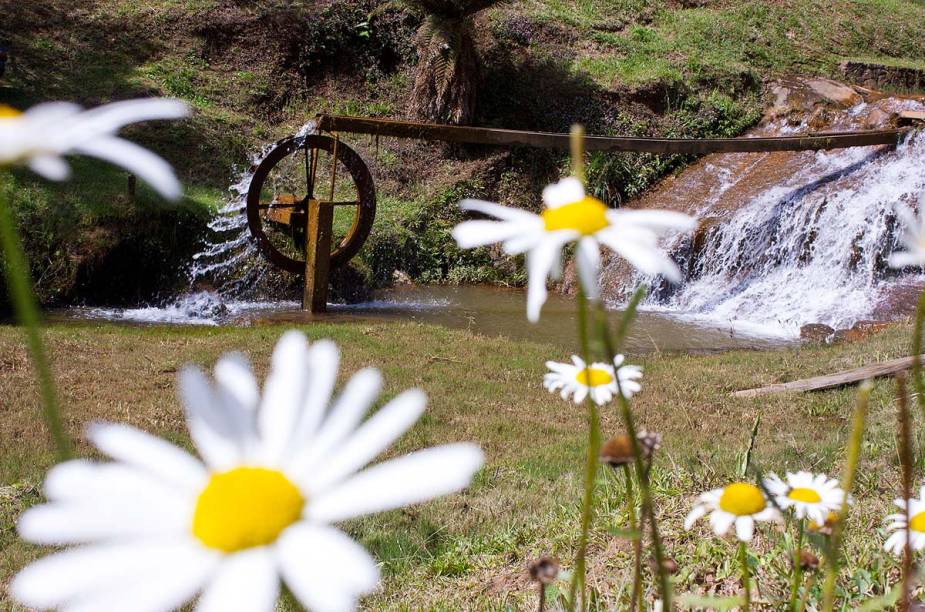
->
[541,196,610,235]
[576,367,614,387]
[788,487,822,503]
[910,511,925,533]
[0,104,22,119]
[718,482,766,516]
[192,467,304,552]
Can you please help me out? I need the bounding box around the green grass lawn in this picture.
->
[0,319,921,609]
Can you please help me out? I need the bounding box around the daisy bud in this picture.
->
[798,550,820,572]
[600,431,661,467]
[650,556,679,575]
[528,556,559,585]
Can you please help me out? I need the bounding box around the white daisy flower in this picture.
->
[884,485,925,556]
[889,198,925,268]
[452,176,696,322]
[684,482,780,542]
[11,331,484,612]
[544,354,642,405]
[0,98,189,198]
[763,471,845,525]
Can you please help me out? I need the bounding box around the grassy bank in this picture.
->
[6,0,925,305]
[0,319,919,608]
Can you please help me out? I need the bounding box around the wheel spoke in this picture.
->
[315,200,360,207]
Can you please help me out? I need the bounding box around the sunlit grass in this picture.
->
[0,319,918,607]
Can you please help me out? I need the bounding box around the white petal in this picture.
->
[11,539,215,610]
[74,136,182,199]
[308,443,483,523]
[684,505,708,530]
[28,154,71,181]
[87,422,207,492]
[501,228,546,255]
[576,237,601,299]
[196,548,279,612]
[179,366,244,470]
[214,352,260,413]
[299,389,426,493]
[42,461,190,517]
[61,99,188,142]
[285,367,381,474]
[542,177,585,208]
[18,494,188,545]
[609,209,697,234]
[598,230,683,282]
[278,525,379,612]
[735,516,755,542]
[459,198,539,223]
[286,339,341,459]
[452,219,524,249]
[709,510,736,536]
[525,235,568,322]
[258,331,311,463]
[885,530,906,556]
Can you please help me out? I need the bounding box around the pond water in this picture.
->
[60,284,794,354]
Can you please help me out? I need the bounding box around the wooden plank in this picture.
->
[899,110,925,126]
[303,199,333,313]
[731,355,925,398]
[315,114,912,155]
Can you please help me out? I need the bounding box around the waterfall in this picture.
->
[619,96,925,336]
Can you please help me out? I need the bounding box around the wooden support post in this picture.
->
[303,199,333,313]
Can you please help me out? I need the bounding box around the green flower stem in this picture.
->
[912,289,925,418]
[567,284,600,611]
[596,300,671,608]
[0,179,71,460]
[896,374,914,612]
[623,464,643,612]
[738,541,751,612]
[789,519,805,611]
[821,381,871,611]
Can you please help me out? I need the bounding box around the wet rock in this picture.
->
[800,323,835,343]
[805,78,862,107]
[392,270,414,286]
[831,320,892,343]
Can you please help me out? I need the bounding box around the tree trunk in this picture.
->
[408,15,478,125]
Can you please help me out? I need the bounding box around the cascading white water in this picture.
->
[633,97,925,336]
[79,123,319,325]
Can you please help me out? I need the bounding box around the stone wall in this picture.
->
[840,61,925,92]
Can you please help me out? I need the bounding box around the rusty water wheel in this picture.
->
[246,134,376,275]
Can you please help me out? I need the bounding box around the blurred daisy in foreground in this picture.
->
[764,471,845,525]
[0,98,188,198]
[12,331,484,612]
[452,176,696,322]
[888,198,925,268]
[685,482,779,542]
[884,485,925,556]
[544,354,642,405]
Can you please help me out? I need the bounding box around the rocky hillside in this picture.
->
[4,0,925,307]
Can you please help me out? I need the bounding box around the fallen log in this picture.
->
[731,355,925,398]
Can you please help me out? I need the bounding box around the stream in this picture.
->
[59,285,792,353]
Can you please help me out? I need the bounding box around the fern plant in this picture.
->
[403,0,508,124]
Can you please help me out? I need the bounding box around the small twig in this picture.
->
[425,354,464,365]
